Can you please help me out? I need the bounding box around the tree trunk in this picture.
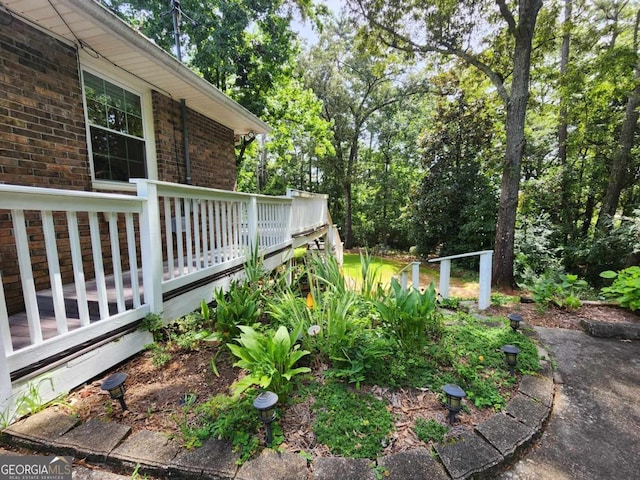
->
[343,181,354,249]
[492,0,542,289]
[559,0,573,242]
[596,8,640,229]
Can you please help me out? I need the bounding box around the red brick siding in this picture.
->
[0,16,91,190]
[152,92,237,189]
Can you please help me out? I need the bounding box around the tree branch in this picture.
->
[496,0,517,33]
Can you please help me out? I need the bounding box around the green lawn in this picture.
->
[341,252,480,297]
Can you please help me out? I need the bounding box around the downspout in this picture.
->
[171,0,192,184]
[181,99,192,185]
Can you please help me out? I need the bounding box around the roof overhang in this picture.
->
[1,0,271,135]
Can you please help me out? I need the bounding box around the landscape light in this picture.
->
[101,372,128,411]
[501,344,521,376]
[442,383,466,425]
[508,313,523,333]
[253,390,278,446]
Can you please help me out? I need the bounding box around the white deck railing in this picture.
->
[428,250,493,310]
[0,180,336,418]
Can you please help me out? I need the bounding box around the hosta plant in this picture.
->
[600,267,640,311]
[227,323,310,398]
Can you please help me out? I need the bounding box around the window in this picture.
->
[82,71,147,182]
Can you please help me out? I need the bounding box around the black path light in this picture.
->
[442,384,466,425]
[501,344,521,376]
[253,390,278,446]
[101,372,128,411]
[508,313,523,333]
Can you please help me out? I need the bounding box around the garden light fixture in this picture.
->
[253,390,278,446]
[501,344,520,376]
[442,383,466,425]
[508,313,523,332]
[101,372,128,411]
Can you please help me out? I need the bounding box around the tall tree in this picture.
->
[102,0,319,167]
[303,16,426,248]
[596,6,640,228]
[352,0,543,288]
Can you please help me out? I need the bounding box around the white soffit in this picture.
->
[2,0,271,135]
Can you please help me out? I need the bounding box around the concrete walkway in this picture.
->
[497,327,640,480]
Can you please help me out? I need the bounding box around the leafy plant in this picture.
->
[145,342,172,368]
[214,282,261,341]
[374,278,442,348]
[600,266,640,311]
[358,250,383,300]
[413,418,449,444]
[1,378,73,427]
[530,272,589,311]
[312,382,394,458]
[140,313,165,342]
[186,394,263,463]
[227,324,311,398]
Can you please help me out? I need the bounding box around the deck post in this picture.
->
[412,262,420,290]
[439,259,451,299]
[478,251,493,310]
[248,196,258,252]
[136,180,164,314]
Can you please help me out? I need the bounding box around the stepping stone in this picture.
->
[311,457,375,480]
[236,449,307,480]
[475,413,535,458]
[110,429,180,473]
[3,409,79,447]
[519,375,554,407]
[170,437,239,479]
[377,448,448,480]
[505,393,550,429]
[434,432,503,480]
[55,419,130,463]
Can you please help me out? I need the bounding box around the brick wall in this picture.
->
[0,16,91,189]
[0,18,239,317]
[152,92,237,190]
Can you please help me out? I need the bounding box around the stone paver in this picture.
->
[236,449,308,480]
[110,429,180,473]
[497,327,640,479]
[55,419,130,463]
[170,438,239,479]
[4,410,80,446]
[475,413,535,458]
[434,432,503,480]
[377,448,449,480]
[311,457,375,480]
[518,375,554,407]
[504,393,550,430]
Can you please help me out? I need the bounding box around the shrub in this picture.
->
[227,324,311,398]
[530,272,588,311]
[600,266,640,311]
[214,282,261,341]
[374,278,442,348]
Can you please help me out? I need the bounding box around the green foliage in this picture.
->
[140,313,165,342]
[214,282,261,341]
[312,382,394,458]
[411,75,498,259]
[413,418,449,444]
[358,250,383,300]
[1,379,73,428]
[145,342,172,368]
[600,267,640,311]
[530,272,589,311]
[374,279,442,349]
[186,394,263,464]
[227,324,311,398]
[432,314,540,409]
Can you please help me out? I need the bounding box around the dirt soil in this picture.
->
[61,302,639,458]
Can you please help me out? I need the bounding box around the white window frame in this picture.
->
[80,54,157,191]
